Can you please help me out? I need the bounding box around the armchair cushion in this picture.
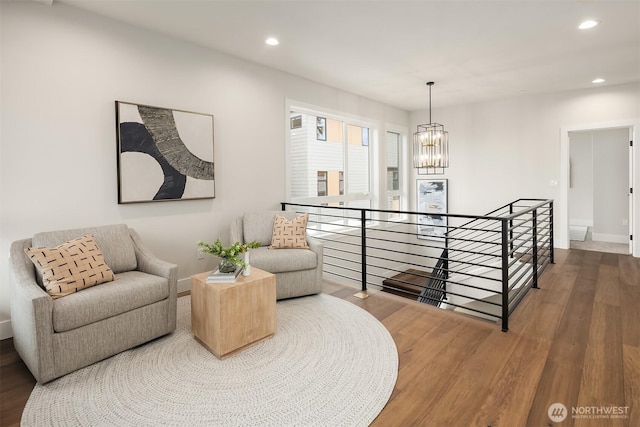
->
[25,235,116,299]
[243,211,299,246]
[250,247,317,273]
[52,271,169,333]
[269,213,309,249]
[32,224,137,274]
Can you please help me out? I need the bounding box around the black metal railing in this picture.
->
[282,199,554,331]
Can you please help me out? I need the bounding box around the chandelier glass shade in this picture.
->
[413,82,449,174]
[413,123,449,168]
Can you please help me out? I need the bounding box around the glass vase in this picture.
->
[219,258,237,274]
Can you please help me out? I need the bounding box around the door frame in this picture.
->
[559,119,638,256]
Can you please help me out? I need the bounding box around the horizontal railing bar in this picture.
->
[286,199,553,222]
[508,216,533,230]
[324,243,504,274]
[449,224,503,238]
[368,270,502,295]
[323,262,362,274]
[451,249,503,263]
[536,223,552,235]
[283,202,517,222]
[444,256,503,271]
[323,270,360,283]
[323,253,360,263]
[508,280,535,312]
[509,225,535,243]
[507,253,532,269]
[311,231,362,241]
[507,258,531,280]
[509,266,534,292]
[369,273,502,304]
[508,237,534,257]
[438,299,502,319]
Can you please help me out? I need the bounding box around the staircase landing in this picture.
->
[382,269,432,302]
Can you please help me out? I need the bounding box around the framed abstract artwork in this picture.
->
[116,101,215,204]
[416,179,448,240]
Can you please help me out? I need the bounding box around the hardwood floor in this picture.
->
[1,249,638,426]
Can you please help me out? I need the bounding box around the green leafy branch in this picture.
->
[197,238,261,268]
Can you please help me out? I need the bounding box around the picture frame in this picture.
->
[116,101,215,204]
[316,117,327,141]
[416,179,448,240]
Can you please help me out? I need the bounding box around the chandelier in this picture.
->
[413,82,449,175]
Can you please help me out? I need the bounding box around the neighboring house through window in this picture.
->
[287,102,407,224]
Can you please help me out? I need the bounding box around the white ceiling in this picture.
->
[57,0,640,111]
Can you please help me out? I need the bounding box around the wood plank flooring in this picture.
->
[1,248,638,426]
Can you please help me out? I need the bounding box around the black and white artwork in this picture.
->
[116,101,215,204]
[417,179,448,240]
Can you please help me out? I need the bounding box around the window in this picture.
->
[386,131,402,218]
[317,171,327,196]
[288,108,371,211]
[317,171,343,197]
[287,102,408,230]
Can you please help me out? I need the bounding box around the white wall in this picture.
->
[410,82,640,255]
[0,2,408,338]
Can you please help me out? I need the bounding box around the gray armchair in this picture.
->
[230,211,323,300]
[9,224,177,383]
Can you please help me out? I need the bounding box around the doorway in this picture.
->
[568,128,631,254]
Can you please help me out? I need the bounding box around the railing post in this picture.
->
[509,203,514,258]
[501,219,509,332]
[443,248,448,300]
[361,209,367,292]
[532,208,538,289]
[444,236,449,279]
[549,201,555,264]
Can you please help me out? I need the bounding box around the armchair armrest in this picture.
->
[128,229,177,279]
[9,239,56,383]
[307,237,324,288]
[307,237,323,261]
[128,229,178,331]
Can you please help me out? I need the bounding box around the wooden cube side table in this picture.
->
[190,267,276,359]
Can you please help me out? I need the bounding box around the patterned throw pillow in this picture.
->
[269,213,310,249]
[25,235,116,299]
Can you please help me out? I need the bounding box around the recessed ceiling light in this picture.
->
[265,37,279,46]
[592,78,605,84]
[579,20,598,30]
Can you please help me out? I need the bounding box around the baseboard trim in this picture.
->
[0,319,13,340]
[177,277,191,294]
[569,219,593,227]
[591,233,629,244]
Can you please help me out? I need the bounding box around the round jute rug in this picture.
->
[22,294,398,426]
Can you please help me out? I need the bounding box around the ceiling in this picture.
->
[57,0,640,111]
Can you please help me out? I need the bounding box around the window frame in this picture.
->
[285,100,409,234]
[286,103,375,208]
